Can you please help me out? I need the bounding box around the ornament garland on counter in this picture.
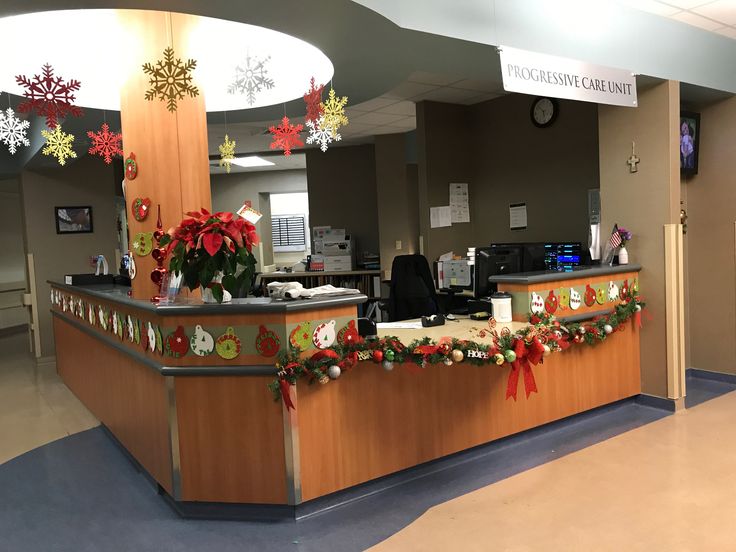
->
[269,288,645,410]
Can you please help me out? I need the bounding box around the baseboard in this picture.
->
[635,393,677,412]
[36,355,57,368]
[687,368,736,385]
[0,324,28,337]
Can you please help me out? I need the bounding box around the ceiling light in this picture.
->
[229,156,275,168]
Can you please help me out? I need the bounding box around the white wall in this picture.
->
[0,179,29,329]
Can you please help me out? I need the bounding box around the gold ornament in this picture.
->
[142,47,199,112]
[320,88,348,137]
[41,125,77,166]
[219,134,236,173]
[319,374,329,385]
[494,353,505,365]
[451,349,464,362]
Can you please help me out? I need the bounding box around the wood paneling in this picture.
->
[53,316,173,492]
[298,323,640,501]
[174,376,287,503]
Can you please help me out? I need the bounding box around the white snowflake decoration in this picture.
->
[0,108,30,155]
[227,55,275,105]
[305,117,341,152]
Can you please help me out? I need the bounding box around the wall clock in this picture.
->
[530,97,558,128]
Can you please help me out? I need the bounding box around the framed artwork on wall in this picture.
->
[680,111,700,176]
[55,206,94,234]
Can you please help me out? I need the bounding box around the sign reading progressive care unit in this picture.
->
[499,46,637,108]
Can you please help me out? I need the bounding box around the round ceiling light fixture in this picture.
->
[0,9,334,112]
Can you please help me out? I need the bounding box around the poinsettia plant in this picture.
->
[159,208,259,303]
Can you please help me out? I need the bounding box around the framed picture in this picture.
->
[55,206,93,234]
[680,111,700,176]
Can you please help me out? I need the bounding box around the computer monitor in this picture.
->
[543,242,582,271]
[474,246,522,298]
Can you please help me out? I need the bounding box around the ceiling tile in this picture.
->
[662,0,716,8]
[713,24,736,36]
[376,100,416,116]
[351,112,408,125]
[382,116,417,129]
[450,78,502,92]
[413,86,483,103]
[669,9,724,29]
[349,96,400,112]
[459,92,504,105]
[407,71,463,86]
[617,0,682,15]
[383,81,438,100]
[691,0,736,24]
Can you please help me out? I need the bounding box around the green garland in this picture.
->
[268,290,645,402]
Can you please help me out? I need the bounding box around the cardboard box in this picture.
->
[324,256,353,272]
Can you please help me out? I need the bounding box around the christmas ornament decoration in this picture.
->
[269,116,303,156]
[116,313,125,340]
[385,350,395,362]
[166,326,190,358]
[337,320,360,346]
[125,152,138,180]
[15,63,82,129]
[372,350,384,363]
[112,311,119,335]
[134,319,140,344]
[87,304,95,326]
[155,325,163,354]
[327,365,341,380]
[543,344,551,357]
[504,349,517,363]
[596,285,606,305]
[150,206,168,303]
[603,324,613,334]
[578,326,586,335]
[190,325,215,357]
[443,358,453,366]
[147,322,156,353]
[558,288,570,310]
[132,232,154,256]
[98,306,108,331]
[132,198,151,222]
[216,327,241,360]
[0,108,30,154]
[494,353,505,365]
[584,284,596,307]
[621,279,630,297]
[452,349,464,363]
[142,47,199,112]
[128,252,137,280]
[544,290,558,314]
[357,350,372,361]
[382,360,394,371]
[305,116,341,152]
[530,292,544,314]
[320,88,349,137]
[570,288,582,310]
[227,54,274,105]
[609,281,619,302]
[319,374,330,384]
[218,134,236,173]
[289,322,313,350]
[256,325,281,357]
[41,125,77,165]
[313,320,337,349]
[126,315,135,342]
[303,77,324,123]
[87,123,123,164]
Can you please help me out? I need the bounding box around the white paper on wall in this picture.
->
[449,182,470,223]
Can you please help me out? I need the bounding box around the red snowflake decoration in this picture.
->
[303,77,324,123]
[87,123,123,164]
[15,63,83,129]
[269,116,304,156]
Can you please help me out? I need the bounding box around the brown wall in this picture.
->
[306,145,379,259]
[20,156,118,358]
[375,134,419,275]
[417,97,599,262]
[599,81,681,397]
[685,96,736,374]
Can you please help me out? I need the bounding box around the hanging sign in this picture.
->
[499,46,637,108]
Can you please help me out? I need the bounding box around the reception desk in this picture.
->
[50,264,641,519]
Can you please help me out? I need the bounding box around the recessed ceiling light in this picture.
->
[229,156,275,168]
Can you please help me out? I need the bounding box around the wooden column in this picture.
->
[118,10,212,300]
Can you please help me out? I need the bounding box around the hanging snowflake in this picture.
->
[15,64,83,129]
[320,88,349,137]
[41,125,77,166]
[305,117,341,153]
[268,116,303,157]
[303,77,324,123]
[227,55,275,106]
[142,47,199,112]
[219,134,236,173]
[87,123,123,164]
[0,108,30,155]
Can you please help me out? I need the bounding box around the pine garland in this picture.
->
[269,289,645,404]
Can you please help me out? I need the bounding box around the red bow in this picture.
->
[505,338,538,401]
[279,378,296,411]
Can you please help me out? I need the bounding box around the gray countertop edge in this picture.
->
[48,280,367,315]
[489,264,642,285]
[558,308,613,324]
[52,310,279,377]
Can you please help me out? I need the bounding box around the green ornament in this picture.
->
[385,349,395,361]
[504,349,517,363]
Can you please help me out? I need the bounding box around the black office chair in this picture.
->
[386,254,441,322]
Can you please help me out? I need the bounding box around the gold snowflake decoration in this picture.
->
[219,134,236,173]
[320,88,349,137]
[142,47,199,112]
[41,125,77,166]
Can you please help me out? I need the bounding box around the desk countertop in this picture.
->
[377,317,523,343]
[489,264,641,285]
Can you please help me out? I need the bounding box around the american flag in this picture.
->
[608,224,622,249]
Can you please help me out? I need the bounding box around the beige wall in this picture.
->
[20,157,118,358]
[306,145,379,260]
[685,96,736,374]
[0,178,29,329]
[211,169,307,269]
[599,81,681,397]
[375,134,419,275]
[417,97,599,262]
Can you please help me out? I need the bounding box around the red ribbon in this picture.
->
[310,350,339,362]
[505,357,538,401]
[634,309,642,328]
[279,378,296,410]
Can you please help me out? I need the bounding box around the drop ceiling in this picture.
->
[618,0,736,38]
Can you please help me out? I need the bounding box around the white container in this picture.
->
[491,292,513,323]
[618,246,629,265]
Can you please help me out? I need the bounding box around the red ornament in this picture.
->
[15,63,83,129]
[165,326,190,358]
[256,325,281,357]
[621,279,629,298]
[269,116,304,156]
[584,284,596,307]
[372,349,384,363]
[544,290,558,314]
[87,123,123,164]
[303,77,324,123]
[125,152,138,180]
[132,197,151,222]
[150,205,167,303]
[338,320,360,345]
